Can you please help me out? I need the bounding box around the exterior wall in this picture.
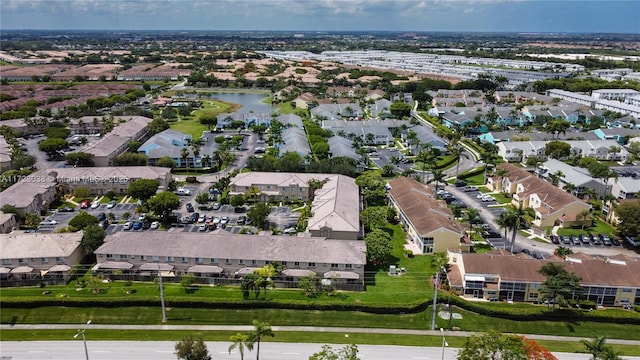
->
[0,213,17,233]
[309,229,359,241]
[1,245,84,271]
[95,253,364,280]
[231,183,311,201]
[542,201,592,228]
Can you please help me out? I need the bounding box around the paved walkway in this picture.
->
[2,324,639,346]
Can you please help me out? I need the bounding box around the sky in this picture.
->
[1,0,639,34]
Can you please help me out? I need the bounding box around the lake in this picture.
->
[205,92,273,115]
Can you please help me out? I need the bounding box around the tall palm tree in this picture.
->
[495,211,511,245]
[480,150,498,185]
[249,320,274,360]
[463,208,481,238]
[550,170,564,186]
[201,154,212,168]
[180,147,190,174]
[447,144,469,180]
[228,333,254,360]
[576,209,591,230]
[506,204,527,253]
[494,167,510,192]
[428,169,447,192]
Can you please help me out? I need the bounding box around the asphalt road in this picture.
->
[0,341,617,360]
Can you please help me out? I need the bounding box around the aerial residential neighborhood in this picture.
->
[1,6,640,358]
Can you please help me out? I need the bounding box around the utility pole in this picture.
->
[158,263,167,323]
[430,270,440,331]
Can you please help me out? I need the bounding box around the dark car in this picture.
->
[190,212,200,223]
[96,212,106,222]
[483,230,502,238]
[560,235,571,244]
[98,220,109,230]
[133,221,142,230]
[186,203,194,213]
[579,234,590,246]
[237,216,247,225]
[454,179,468,187]
[611,237,620,246]
[549,235,560,244]
[59,206,75,212]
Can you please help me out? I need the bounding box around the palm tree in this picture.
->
[463,208,481,238]
[480,150,498,185]
[428,169,446,192]
[550,170,564,186]
[580,335,608,360]
[494,167,510,192]
[249,320,274,360]
[563,182,576,194]
[229,333,254,360]
[201,154,212,168]
[447,144,469,180]
[506,204,527,253]
[495,211,511,244]
[576,209,591,230]
[180,147,190,174]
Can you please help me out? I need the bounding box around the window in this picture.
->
[331,263,339,268]
[294,261,300,267]
[225,259,232,265]
[167,256,174,262]
[195,258,203,263]
[42,257,48,263]
[56,257,64,262]
[239,259,245,265]
[622,288,633,293]
[120,255,128,260]
[251,260,257,265]
[345,264,353,269]
[210,258,218,264]
[2,259,11,265]
[281,261,287,266]
[152,256,160,261]
[181,257,188,263]
[19,258,26,264]
[106,254,114,259]
[308,262,316,267]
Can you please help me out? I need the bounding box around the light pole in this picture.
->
[430,270,440,331]
[158,262,167,322]
[440,328,448,360]
[74,320,91,360]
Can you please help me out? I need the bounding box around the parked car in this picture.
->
[198,224,208,232]
[579,234,590,246]
[186,203,194,213]
[59,206,75,212]
[237,216,246,225]
[212,202,221,210]
[39,219,57,226]
[483,230,501,238]
[570,235,581,246]
[90,201,100,209]
[283,227,297,234]
[198,214,206,223]
[150,221,160,229]
[454,179,468,187]
[138,213,147,221]
[106,200,117,209]
[133,221,143,230]
[611,237,620,246]
[213,216,221,224]
[96,212,106,222]
[464,186,478,192]
[481,195,495,202]
[560,235,571,244]
[123,221,133,230]
[220,216,229,225]
[99,220,109,230]
[80,199,91,209]
[549,235,560,244]
[190,213,200,223]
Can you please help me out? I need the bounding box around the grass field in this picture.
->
[168,99,239,138]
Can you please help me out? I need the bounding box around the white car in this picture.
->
[220,216,229,225]
[106,200,117,209]
[481,195,495,202]
[213,216,221,224]
[198,214,206,223]
[138,213,147,221]
[150,221,160,229]
[90,201,100,209]
[283,227,297,234]
[198,224,208,232]
[39,219,57,226]
[123,221,133,230]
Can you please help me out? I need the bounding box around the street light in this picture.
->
[431,265,447,331]
[440,328,448,360]
[74,320,91,360]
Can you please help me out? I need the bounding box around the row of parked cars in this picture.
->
[550,233,620,247]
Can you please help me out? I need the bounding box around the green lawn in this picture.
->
[169,99,239,138]
[555,217,618,237]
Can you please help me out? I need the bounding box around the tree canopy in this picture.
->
[82,223,106,254]
[147,191,181,221]
[309,344,360,360]
[174,336,211,360]
[69,212,99,230]
[247,202,271,230]
[127,179,160,203]
[458,331,557,360]
[364,228,393,265]
[614,200,640,238]
[538,262,582,308]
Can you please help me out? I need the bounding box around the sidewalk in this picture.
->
[2,324,639,346]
